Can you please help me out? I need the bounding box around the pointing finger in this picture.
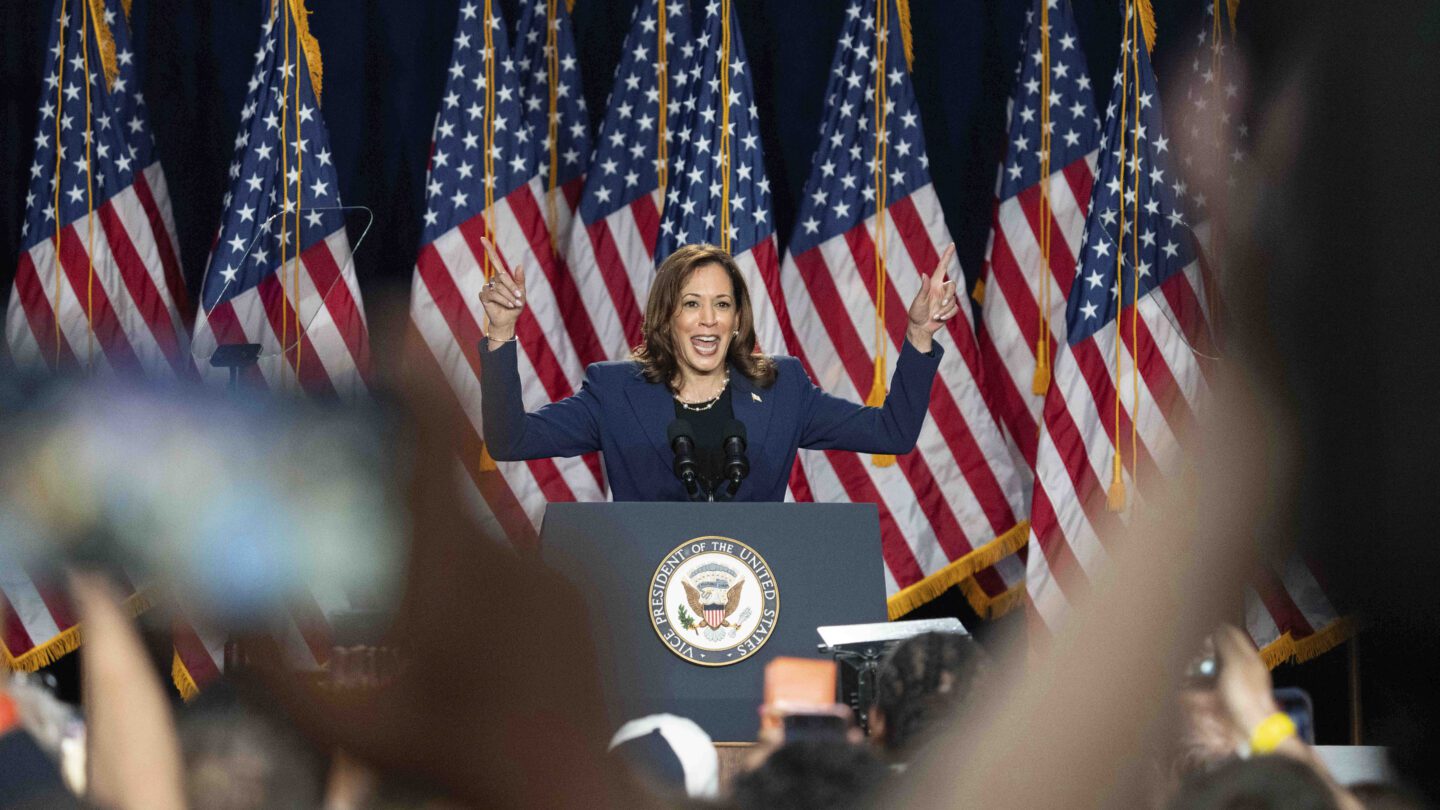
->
[933,243,957,278]
[479,236,521,295]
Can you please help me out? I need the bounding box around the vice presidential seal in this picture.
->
[649,536,779,666]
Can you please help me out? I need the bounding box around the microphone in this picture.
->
[715,419,749,501]
[667,419,703,501]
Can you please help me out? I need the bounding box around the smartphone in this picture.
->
[761,657,853,740]
[1273,687,1316,745]
[781,712,850,743]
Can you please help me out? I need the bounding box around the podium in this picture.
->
[539,502,887,742]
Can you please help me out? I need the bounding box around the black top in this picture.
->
[673,385,734,491]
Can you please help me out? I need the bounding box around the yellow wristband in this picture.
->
[1249,712,1297,755]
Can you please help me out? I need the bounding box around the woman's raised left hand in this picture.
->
[906,243,960,352]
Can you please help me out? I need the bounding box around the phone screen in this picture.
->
[781,712,850,744]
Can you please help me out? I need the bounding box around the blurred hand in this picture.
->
[906,243,959,352]
[476,236,526,345]
[1176,687,1247,766]
[70,570,186,810]
[1213,623,1280,734]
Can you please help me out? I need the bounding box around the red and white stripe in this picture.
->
[977,151,1098,478]
[191,227,370,401]
[410,176,608,548]
[7,163,194,380]
[0,549,153,673]
[167,586,352,697]
[565,189,791,365]
[564,187,662,359]
[1246,554,1346,663]
[1025,257,1215,631]
[783,184,1030,616]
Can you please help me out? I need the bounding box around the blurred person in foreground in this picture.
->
[1218,0,1440,800]
[240,346,646,808]
[0,349,646,807]
[878,2,1439,806]
[869,631,990,762]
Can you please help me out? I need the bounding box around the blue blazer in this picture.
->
[479,339,943,501]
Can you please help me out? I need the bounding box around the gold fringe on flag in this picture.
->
[958,576,1027,620]
[87,0,120,91]
[1226,0,1240,34]
[286,0,324,101]
[171,652,201,701]
[1,590,154,673]
[1258,618,1357,670]
[1136,0,1157,52]
[895,0,914,71]
[885,520,1030,618]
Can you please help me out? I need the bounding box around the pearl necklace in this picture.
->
[673,374,730,412]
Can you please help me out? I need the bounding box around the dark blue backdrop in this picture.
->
[1,0,1202,338]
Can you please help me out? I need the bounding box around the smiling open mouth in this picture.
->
[691,335,721,357]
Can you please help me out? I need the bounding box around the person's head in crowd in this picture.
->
[608,714,719,801]
[730,740,888,810]
[1347,782,1428,810]
[871,631,989,758]
[176,685,327,810]
[1166,756,1341,810]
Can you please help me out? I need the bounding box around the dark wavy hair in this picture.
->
[874,632,990,757]
[632,243,777,388]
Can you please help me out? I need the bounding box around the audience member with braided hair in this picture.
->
[870,632,990,760]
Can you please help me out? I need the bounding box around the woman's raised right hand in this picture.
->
[477,236,526,342]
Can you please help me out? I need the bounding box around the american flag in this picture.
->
[191,3,370,399]
[408,0,606,548]
[1175,4,1348,664]
[1176,0,1245,261]
[512,0,605,370]
[978,0,1099,481]
[6,0,192,378]
[171,2,369,692]
[3,0,191,678]
[780,0,1029,618]
[656,0,793,359]
[564,0,693,358]
[1025,9,1217,632]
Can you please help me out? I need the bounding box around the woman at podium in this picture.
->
[476,239,960,502]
